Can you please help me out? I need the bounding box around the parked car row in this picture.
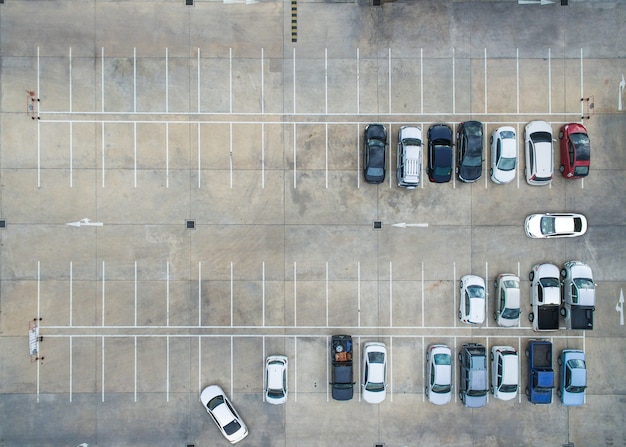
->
[362,121,591,187]
[200,338,587,442]
[459,261,596,331]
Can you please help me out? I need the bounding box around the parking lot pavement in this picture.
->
[1,0,626,446]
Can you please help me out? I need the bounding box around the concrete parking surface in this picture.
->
[1,0,625,446]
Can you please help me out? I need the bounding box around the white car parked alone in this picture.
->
[362,342,387,404]
[264,355,288,405]
[525,213,587,238]
[200,385,248,444]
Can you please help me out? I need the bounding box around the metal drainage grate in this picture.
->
[561,0,568,4]
[374,444,385,447]
[373,221,382,230]
[187,445,195,447]
[186,219,196,229]
[185,0,194,5]
[0,219,5,229]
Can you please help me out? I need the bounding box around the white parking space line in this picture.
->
[133,47,137,113]
[134,261,138,327]
[101,122,105,187]
[516,48,520,114]
[388,48,392,114]
[229,123,233,188]
[261,49,265,115]
[69,336,73,402]
[166,335,170,402]
[326,336,330,402]
[69,47,72,113]
[261,123,265,188]
[580,48,585,119]
[484,48,487,114]
[101,47,105,112]
[357,261,361,327]
[484,130,488,189]
[356,124,360,189]
[231,336,234,398]
[262,262,266,327]
[293,48,296,114]
[388,121,392,189]
[421,262,425,327]
[102,336,105,402]
[516,122,520,189]
[325,123,328,189]
[421,335,425,402]
[101,261,106,326]
[325,262,329,327]
[548,48,552,114]
[294,262,297,326]
[134,336,137,402]
[356,48,360,115]
[197,48,201,113]
[229,48,233,114]
[389,262,393,327]
[357,335,361,402]
[453,262,457,327]
[518,337,522,403]
[197,123,201,188]
[420,48,424,114]
[485,262,489,328]
[230,262,234,327]
[293,123,297,189]
[198,337,202,396]
[134,122,137,188]
[325,48,328,115]
[294,336,298,402]
[452,48,456,114]
[198,262,202,326]
[453,337,457,403]
[165,48,169,113]
[69,262,73,326]
[69,121,73,187]
[166,123,169,188]
[262,336,266,402]
[389,336,393,402]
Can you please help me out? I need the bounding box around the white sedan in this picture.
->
[200,385,248,444]
[459,275,486,325]
[362,342,387,404]
[490,126,517,184]
[264,355,288,405]
[525,213,587,238]
[426,344,452,405]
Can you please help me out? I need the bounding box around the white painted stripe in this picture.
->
[388,48,392,113]
[101,122,105,187]
[262,262,266,327]
[421,335,425,402]
[293,47,296,114]
[165,48,169,113]
[69,121,73,187]
[197,123,201,188]
[326,336,330,401]
[548,48,552,114]
[166,261,170,327]
[389,261,393,327]
[516,48,520,114]
[69,262,73,326]
[198,262,202,326]
[261,48,265,115]
[293,123,297,188]
[485,262,489,327]
[198,337,202,395]
[102,261,106,326]
[69,47,72,113]
[389,121,392,189]
[580,48,584,118]
[37,114,41,188]
[453,336,457,403]
[101,47,105,113]
[516,122,520,189]
[452,48,455,114]
[166,335,170,402]
[166,122,169,188]
[230,336,234,398]
[356,48,360,114]
[197,48,201,113]
[453,262,457,327]
[325,261,329,327]
[133,47,137,113]
[421,262,425,327]
[262,336,266,402]
[230,262,234,327]
[134,335,137,402]
[484,48,487,114]
[356,124,360,189]
[229,48,233,114]
[518,336,522,403]
[261,123,265,189]
[389,336,393,402]
[134,261,138,327]
[294,336,297,402]
[293,262,297,326]
[357,335,361,402]
[229,122,233,188]
[37,261,41,320]
[69,336,73,402]
[134,122,137,188]
[325,48,328,115]
[101,336,105,402]
[357,261,361,327]
[420,48,424,114]
[325,123,328,189]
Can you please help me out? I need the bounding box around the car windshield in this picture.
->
[497,157,516,171]
[568,359,586,369]
[223,420,242,436]
[463,154,482,167]
[502,307,520,319]
[267,389,284,398]
[540,216,556,234]
[208,395,225,411]
[432,383,451,393]
[574,166,589,176]
[500,384,517,393]
[467,285,485,299]
[467,389,487,397]
[434,353,451,365]
[368,352,385,363]
[500,130,515,139]
[570,133,590,160]
[540,277,560,288]
[531,131,552,143]
[503,279,520,288]
[403,138,421,146]
[573,278,594,289]
[366,381,385,392]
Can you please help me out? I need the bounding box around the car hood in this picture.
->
[429,126,452,142]
[494,167,516,184]
[464,393,487,408]
[401,126,422,140]
[459,165,481,182]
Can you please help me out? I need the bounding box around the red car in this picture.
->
[558,123,590,179]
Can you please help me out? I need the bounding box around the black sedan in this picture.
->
[456,121,483,183]
[363,124,387,184]
[427,124,453,183]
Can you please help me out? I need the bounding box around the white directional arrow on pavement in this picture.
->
[392,222,429,228]
[617,288,624,326]
[66,218,103,227]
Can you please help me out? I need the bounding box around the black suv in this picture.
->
[458,343,488,408]
[456,121,484,183]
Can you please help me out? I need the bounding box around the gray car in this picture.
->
[458,343,488,408]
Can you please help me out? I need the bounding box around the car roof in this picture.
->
[501,351,519,383]
[267,362,285,390]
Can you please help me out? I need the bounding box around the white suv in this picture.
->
[397,126,422,189]
[490,346,519,401]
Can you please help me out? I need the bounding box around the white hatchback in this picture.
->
[490,126,517,184]
[524,120,554,185]
[362,342,387,404]
[459,275,486,325]
[264,355,288,405]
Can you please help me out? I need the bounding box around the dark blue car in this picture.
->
[427,124,453,183]
[456,121,484,183]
